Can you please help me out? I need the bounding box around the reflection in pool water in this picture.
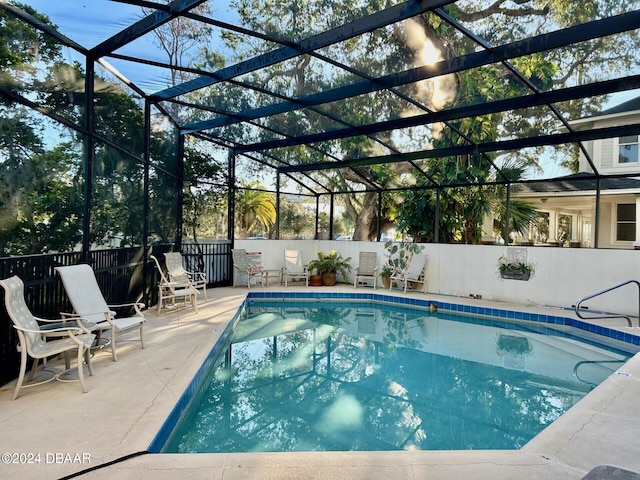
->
[161,300,636,453]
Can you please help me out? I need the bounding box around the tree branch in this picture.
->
[452,1,549,22]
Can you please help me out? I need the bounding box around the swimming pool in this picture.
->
[150,292,640,453]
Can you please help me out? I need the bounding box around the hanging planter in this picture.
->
[497,256,534,281]
[500,270,531,281]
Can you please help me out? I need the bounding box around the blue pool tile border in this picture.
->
[147,301,246,453]
[246,290,640,346]
[148,291,640,452]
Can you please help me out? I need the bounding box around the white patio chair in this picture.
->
[389,254,428,293]
[150,255,199,314]
[282,250,309,287]
[0,275,96,400]
[164,252,207,300]
[232,249,265,288]
[353,251,378,289]
[55,264,145,362]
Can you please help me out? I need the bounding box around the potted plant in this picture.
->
[381,265,393,288]
[307,250,352,286]
[306,256,324,286]
[497,255,535,280]
[307,267,323,286]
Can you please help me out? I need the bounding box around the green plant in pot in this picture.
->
[307,250,352,286]
[381,265,394,288]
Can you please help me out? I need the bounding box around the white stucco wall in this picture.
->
[235,239,640,318]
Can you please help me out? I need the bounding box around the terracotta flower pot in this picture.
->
[309,275,323,286]
[322,272,337,286]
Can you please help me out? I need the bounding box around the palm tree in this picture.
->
[235,182,276,238]
[395,156,540,244]
[491,158,541,243]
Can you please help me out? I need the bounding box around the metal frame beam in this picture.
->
[185,11,640,135]
[0,0,87,53]
[90,0,208,58]
[278,123,640,174]
[240,75,640,153]
[150,0,456,101]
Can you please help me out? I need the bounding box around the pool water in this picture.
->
[160,299,637,453]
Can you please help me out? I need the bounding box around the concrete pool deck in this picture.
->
[1,285,640,480]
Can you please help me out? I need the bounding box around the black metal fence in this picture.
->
[181,241,232,286]
[0,241,232,387]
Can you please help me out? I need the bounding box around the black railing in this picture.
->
[181,241,232,287]
[0,241,232,386]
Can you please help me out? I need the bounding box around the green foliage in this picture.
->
[181,144,226,242]
[0,6,168,253]
[0,139,83,255]
[275,196,316,239]
[396,184,495,244]
[497,256,535,276]
[0,3,60,89]
[235,182,276,238]
[394,189,437,243]
[3,0,640,256]
[307,250,352,278]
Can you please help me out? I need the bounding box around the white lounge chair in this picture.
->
[232,249,265,288]
[282,250,309,287]
[353,251,378,289]
[55,264,145,362]
[150,255,199,314]
[389,254,428,293]
[0,275,96,399]
[164,252,207,300]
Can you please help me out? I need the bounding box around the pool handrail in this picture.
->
[574,279,640,327]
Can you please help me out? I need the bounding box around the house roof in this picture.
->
[600,96,640,116]
[516,173,640,194]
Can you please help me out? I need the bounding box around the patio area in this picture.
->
[1,285,640,480]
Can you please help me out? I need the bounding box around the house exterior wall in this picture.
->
[517,108,640,249]
[236,240,640,319]
[578,110,640,174]
[599,200,614,248]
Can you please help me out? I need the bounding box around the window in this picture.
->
[558,214,572,246]
[618,135,639,164]
[616,203,636,242]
